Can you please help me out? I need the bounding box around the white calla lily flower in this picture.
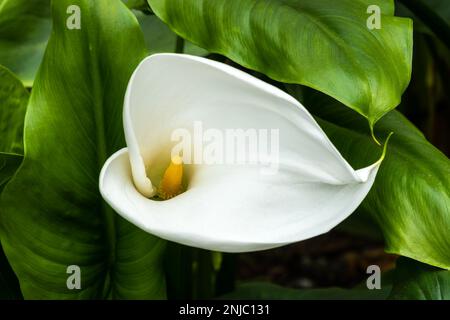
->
[99,53,383,252]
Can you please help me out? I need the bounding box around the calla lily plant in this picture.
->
[99,53,383,253]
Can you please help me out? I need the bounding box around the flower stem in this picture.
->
[164,243,193,299]
[193,249,215,299]
[175,36,185,54]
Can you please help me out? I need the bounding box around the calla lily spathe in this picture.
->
[99,53,382,252]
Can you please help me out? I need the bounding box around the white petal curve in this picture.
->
[100,53,383,252]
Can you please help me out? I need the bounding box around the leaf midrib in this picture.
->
[85,30,117,297]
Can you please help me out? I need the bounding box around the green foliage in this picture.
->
[0,0,51,86]
[397,0,450,46]
[0,244,21,299]
[295,88,450,270]
[222,281,392,300]
[389,258,450,299]
[0,65,28,190]
[225,260,450,300]
[134,11,208,55]
[0,0,166,299]
[123,0,151,12]
[0,0,447,300]
[148,0,413,127]
[0,65,28,300]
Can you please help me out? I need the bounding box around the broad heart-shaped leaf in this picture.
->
[292,87,450,270]
[0,0,166,299]
[148,0,413,127]
[389,258,450,300]
[0,0,52,86]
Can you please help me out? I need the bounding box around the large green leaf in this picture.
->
[294,88,450,269]
[0,0,52,86]
[0,0,166,299]
[389,258,450,299]
[222,281,392,300]
[148,0,412,127]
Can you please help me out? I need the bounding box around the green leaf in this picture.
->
[0,0,52,86]
[0,65,28,192]
[0,244,22,299]
[424,0,450,24]
[0,65,28,155]
[0,0,166,299]
[0,153,22,193]
[389,258,450,300]
[222,282,392,300]
[295,88,450,270]
[134,11,208,56]
[337,210,383,241]
[123,0,151,12]
[397,0,450,47]
[148,0,412,127]
[164,243,194,299]
[0,65,28,300]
